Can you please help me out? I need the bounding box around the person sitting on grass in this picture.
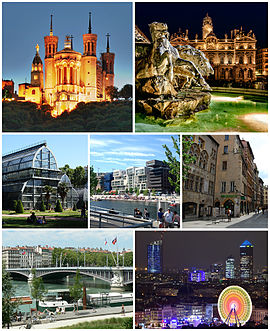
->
[29,212,37,223]
[42,216,46,224]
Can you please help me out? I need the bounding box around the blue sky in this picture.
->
[90,134,179,173]
[3,2,132,91]
[2,229,133,250]
[3,134,88,169]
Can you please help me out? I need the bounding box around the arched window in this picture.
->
[239,56,243,64]
[32,90,35,95]
[70,67,73,84]
[248,69,253,78]
[239,69,244,79]
[220,57,224,64]
[63,67,67,84]
[228,57,232,64]
[249,56,252,64]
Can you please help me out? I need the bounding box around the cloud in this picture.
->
[90,138,123,148]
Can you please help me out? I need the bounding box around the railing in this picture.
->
[90,209,153,228]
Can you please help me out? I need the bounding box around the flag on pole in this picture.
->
[105,239,108,245]
[112,237,117,245]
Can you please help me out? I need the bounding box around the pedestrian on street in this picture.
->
[144,208,150,219]
[157,208,164,228]
[121,304,125,315]
[164,208,174,228]
[227,209,232,222]
[173,211,180,228]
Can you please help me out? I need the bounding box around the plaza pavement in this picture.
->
[182,211,267,228]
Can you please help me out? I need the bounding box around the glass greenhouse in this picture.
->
[3,142,78,210]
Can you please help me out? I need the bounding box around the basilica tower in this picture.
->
[202,13,213,39]
[44,15,58,105]
[81,12,97,101]
[31,44,43,89]
[101,33,115,100]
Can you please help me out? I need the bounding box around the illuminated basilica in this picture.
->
[170,13,257,83]
[19,14,115,116]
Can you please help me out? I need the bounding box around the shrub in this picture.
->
[9,200,17,211]
[16,200,24,214]
[39,200,46,212]
[72,204,77,211]
[55,200,63,212]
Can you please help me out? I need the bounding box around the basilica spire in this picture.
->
[88,12,92,34]
[50,14,53,36]
[106,33,110,53]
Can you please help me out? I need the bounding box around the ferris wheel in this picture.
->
[218,285,252,327]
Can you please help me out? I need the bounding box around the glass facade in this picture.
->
[147,240,162,273]
[3,142,78,209]
[240,240,253,279]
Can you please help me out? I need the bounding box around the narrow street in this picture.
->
[228,211,268,228]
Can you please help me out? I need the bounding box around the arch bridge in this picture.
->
[7,266,133,288]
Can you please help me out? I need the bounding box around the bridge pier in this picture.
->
[110,267,125,292]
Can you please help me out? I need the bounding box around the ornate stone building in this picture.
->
[18,14,115,116]
[170,13,257,83]
[183,135,219,219]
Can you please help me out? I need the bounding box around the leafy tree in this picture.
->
[39,200,46,212]
[2,265,20,328]
[123,317,133,329]
[182,136,197,179]
[129,187,134,194]
[59,164,74,179]
[72,166,87,188]
[163,136,180,193]
[105,86,118,100]
[2,88,12,99]
[151,189,156,196]
[90,166,98,195]
[125,188,129,194]
[135,187,140,196]
[119,84,132,100]
[143,189,148,196]
[30,269,48,310]
[55,199,63,212]
[69,270,83,311]
[57,182,70,209]
[43,185,54,210]
[15,200,24,214]
[73,204,77,211]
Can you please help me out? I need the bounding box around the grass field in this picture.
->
[58,317,133,329]
[2,210,87,228]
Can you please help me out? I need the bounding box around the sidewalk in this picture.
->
[183,212,257,228]
[9,306,133,329]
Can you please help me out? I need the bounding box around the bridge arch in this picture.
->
[37,270,112,284]
[9,271,29,280]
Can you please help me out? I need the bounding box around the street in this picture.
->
[228,210,268,228]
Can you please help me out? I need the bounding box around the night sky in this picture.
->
[136,2,268,48]
[3,2,132,91]
[135,231,268,270]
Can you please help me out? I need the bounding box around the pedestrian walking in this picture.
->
[157,208,164,228]
[121,304,125,315]
[164,208,174,228]
[173,211,180,228]
[227,209,232,222]
[144,208,150,219]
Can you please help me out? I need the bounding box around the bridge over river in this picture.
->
[7,266,133,289]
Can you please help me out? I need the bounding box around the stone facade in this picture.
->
[183,135,219,219]
[18,14,114,116]
[256,48,268,76]
[170,13,257,83]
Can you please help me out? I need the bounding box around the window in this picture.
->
[199,178,204,193]
[32,90,35,95]
[230,181,235,192]
[225,135,229,141]
[198,137,205,149]
[210,163,215,174]
[222,161,227,170]
[221,182,226,193]
[208,181,214,195]
[224,146,228,154]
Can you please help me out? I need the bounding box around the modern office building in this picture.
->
[189,270,206,282]
[225,255,235,279]
[147,240,163,273]
[146,160,173,194]
[2,141,78,209]
[240,240,254,279]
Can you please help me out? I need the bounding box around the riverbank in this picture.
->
[8,306,133,329]
[91,194,179,203]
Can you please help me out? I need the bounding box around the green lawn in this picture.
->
[58,317,133,329]
[135,92,268,132]
[2,210,87,228]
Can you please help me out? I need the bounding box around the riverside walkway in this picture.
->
[10,306,133,329]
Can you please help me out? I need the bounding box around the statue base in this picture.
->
[136,90,211,120]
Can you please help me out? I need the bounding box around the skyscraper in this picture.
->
[240,240,254,279]
[225,255,235,279]
[147,240,162,273]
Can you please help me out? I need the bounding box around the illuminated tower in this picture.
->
[101,33,115,100]
[240,240,253,279]
[31,44,44,89]
[147,240,162,273]
[202,13,213,39]
[225,255,235,279]
[44,15,58,105]
[81,12,97,101]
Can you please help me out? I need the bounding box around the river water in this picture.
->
[90,199,180,219]
[12,275,111,313]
